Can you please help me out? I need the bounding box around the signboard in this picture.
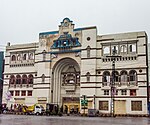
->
[81,99,88,106]
[5,91,12,101]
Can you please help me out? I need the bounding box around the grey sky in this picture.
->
[0,0,150,51]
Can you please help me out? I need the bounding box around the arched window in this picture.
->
[103,71,110,86]
[86,72,90,82]
[42,74,45,83]
[129,44,136,53]
[111,46,118,54]
[103,46,110,55]
[28,74,33,84]
[120,70,128,85]
[17,54,21,61]
[120,45,127,53]
[29,53,33,60]
[87,46,90,58]
[11,55,16,61]
[9,75,15,84]
[112,71,119,83]
[23,54,27,60]
[43,50,46,61]
[22,75,27,84]
[16,75,21,84]
[129,70,137,85]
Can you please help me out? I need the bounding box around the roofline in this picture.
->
[39,26,97,36]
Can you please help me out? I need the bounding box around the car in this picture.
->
[88,109,99,117]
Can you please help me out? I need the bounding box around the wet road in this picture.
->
[0,114,150,125]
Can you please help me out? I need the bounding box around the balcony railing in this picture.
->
[9,84,33,88]
[10,60,34,67]
[129,81,137,86]
[102,81,137,87]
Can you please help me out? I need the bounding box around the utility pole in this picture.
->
[94,95,96,110]
[106,46,121,117]
[81,95,87,116]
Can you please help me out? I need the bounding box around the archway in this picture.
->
[51,58,80,113]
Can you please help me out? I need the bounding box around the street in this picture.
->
[0,114,150,125]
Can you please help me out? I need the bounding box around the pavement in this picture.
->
[0,114,150,125]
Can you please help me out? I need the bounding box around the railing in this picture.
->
[129,81,137,86]
[10,60,34,67]
[102,81,136,87]
[102,82,110,86]
[9,84,33,88]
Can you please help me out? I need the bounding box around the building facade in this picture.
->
[2,18,149,115]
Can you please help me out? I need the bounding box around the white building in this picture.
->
[2,18,149,115]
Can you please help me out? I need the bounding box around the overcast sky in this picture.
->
[0,0,150,51]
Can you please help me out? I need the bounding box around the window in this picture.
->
[11,55,16,61]
[16,75,21,84]
[115,90,118,95]
[129,70,137,85]
[42,74,45,83]
[130,89,136,96]
[9,75,15,84]
[111,45,118,54]
[28,74,33,84]
[129,44,136,53]
[99,101,108,110]
[43,50,46,61]
[120,70,128,85]
[87,46,90,58]
[86,72,90,82]
[121,90,127,95]
[29,53,33,60]
[27,91,32,96]
[22,75,27,84]
[104,90,109,95]
[15,91,20,96]
[112,71,119,82]
[17,54,21,61]
[103,71,110,86]
[10,91,14,96]
[131,101,142,111]
[21,91,26,96]
[23,54,27,60]
[120,45,127,53]
[103,46,110,55]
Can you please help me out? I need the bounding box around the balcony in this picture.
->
[9,84,33,88]
[129,81,137,86]
[10,60,34,67]
[102,81,137,87]
[102,82,110,86]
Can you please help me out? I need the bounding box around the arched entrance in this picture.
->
[51,58,80,113]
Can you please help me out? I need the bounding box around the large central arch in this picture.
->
[51,57,80,113]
